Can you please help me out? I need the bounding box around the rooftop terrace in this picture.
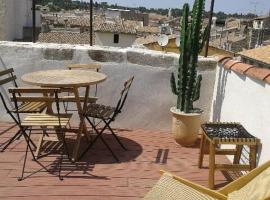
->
[0,41,270,199]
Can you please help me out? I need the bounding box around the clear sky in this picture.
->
[87,0,270,15]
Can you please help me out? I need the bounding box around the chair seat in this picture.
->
[59,95,98,103]
[21,113,72,127]
[12,102,47,113]
[84,103,115,119]
[144,174,217,200]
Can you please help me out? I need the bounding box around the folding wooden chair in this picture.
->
[79,76,134,162]
[9,87,72,181]
[62,63,101,113]
[0,68,47,152]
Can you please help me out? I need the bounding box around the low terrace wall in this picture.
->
[0,41,217,131]
[211,56,270,164]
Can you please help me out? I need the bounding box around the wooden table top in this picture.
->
[21,69,107,87]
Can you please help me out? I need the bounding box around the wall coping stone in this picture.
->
[217,55,270,84]
[0,41,217,70]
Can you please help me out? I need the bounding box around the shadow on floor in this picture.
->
[26,133,143,180]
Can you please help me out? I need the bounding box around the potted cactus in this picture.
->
[170,0,208,146]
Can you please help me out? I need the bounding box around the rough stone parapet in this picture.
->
[0,41,216,69]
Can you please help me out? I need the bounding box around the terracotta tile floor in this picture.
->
[0,122,232,199]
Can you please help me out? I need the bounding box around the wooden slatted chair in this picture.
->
[144,160,270,200]
[79,76,134,162]
[0,68,47,152]
[9,87,72,181]
[62,63,101,113]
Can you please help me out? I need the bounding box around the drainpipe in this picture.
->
[89,0,93,46]
[204,0,215,57]
[32,0,36,43]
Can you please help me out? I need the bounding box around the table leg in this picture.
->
[209,142,215,189]
[249,145,257,170]
[198,133,206,168]
[233,145,243,164]
[34,127,46,158]
[72,86,90,161]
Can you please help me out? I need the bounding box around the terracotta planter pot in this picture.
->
[170,107,202,146]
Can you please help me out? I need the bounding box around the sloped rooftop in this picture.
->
[237,45,270,65]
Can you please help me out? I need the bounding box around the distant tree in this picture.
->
[36,0,258,21]
[171,9,182,18]
[100,2,109,9]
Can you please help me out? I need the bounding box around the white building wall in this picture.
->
[0,0,7,40]
[105,9,121,19]
[95,32,136,48]
[0,0,40,41]
[211,63,270,164]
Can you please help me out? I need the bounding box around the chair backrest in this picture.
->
[9,88,62,125]
[113,76,134,118]
[0,68,18,114]
[0,68,18,87]
[67,63,101,72]
[67,63,102,96]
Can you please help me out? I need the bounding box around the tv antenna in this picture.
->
[158,34,169,52]
[250,1,260,15]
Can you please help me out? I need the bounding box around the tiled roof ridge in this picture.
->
[217,55,270,84]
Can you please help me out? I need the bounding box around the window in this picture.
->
[114,34,119,43]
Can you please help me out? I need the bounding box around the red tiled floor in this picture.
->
[0,122,232,199]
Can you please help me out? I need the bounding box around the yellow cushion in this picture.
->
[144,174,217,200]
[228,167,270,200]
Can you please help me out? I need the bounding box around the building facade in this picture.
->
[95,32,136,48]
[0,0,41,41]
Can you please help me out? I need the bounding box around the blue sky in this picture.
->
[86,0,270,15]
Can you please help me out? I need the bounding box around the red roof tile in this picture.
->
[245,67,270,81]
[217,55,233,63]
[264,76,270,84]
[224,59,241,70]
[217,54,270,84]
[231,63,254,74]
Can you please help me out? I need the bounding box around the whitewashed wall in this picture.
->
[0,42,217,131]
[210,63,270,164]
[95,32,137,48]
[0,0,6,40]
[0,0,40,41]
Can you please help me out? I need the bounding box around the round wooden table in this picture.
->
[21,69,106,87]
[21,69,107,161]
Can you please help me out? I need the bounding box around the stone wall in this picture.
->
[248,28,270,49]
[0,41,217,131]
[0,0,5,41]
[231,38,247,52]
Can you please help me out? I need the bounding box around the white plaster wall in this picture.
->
[0,0,5,40]
[0,42,217,131]
[211,63,270,164]
[0,0,40,41]
[105,10,120,19]
[3,0,16,40]
[95,32,137,48]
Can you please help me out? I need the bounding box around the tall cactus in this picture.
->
[171,0,208,113]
